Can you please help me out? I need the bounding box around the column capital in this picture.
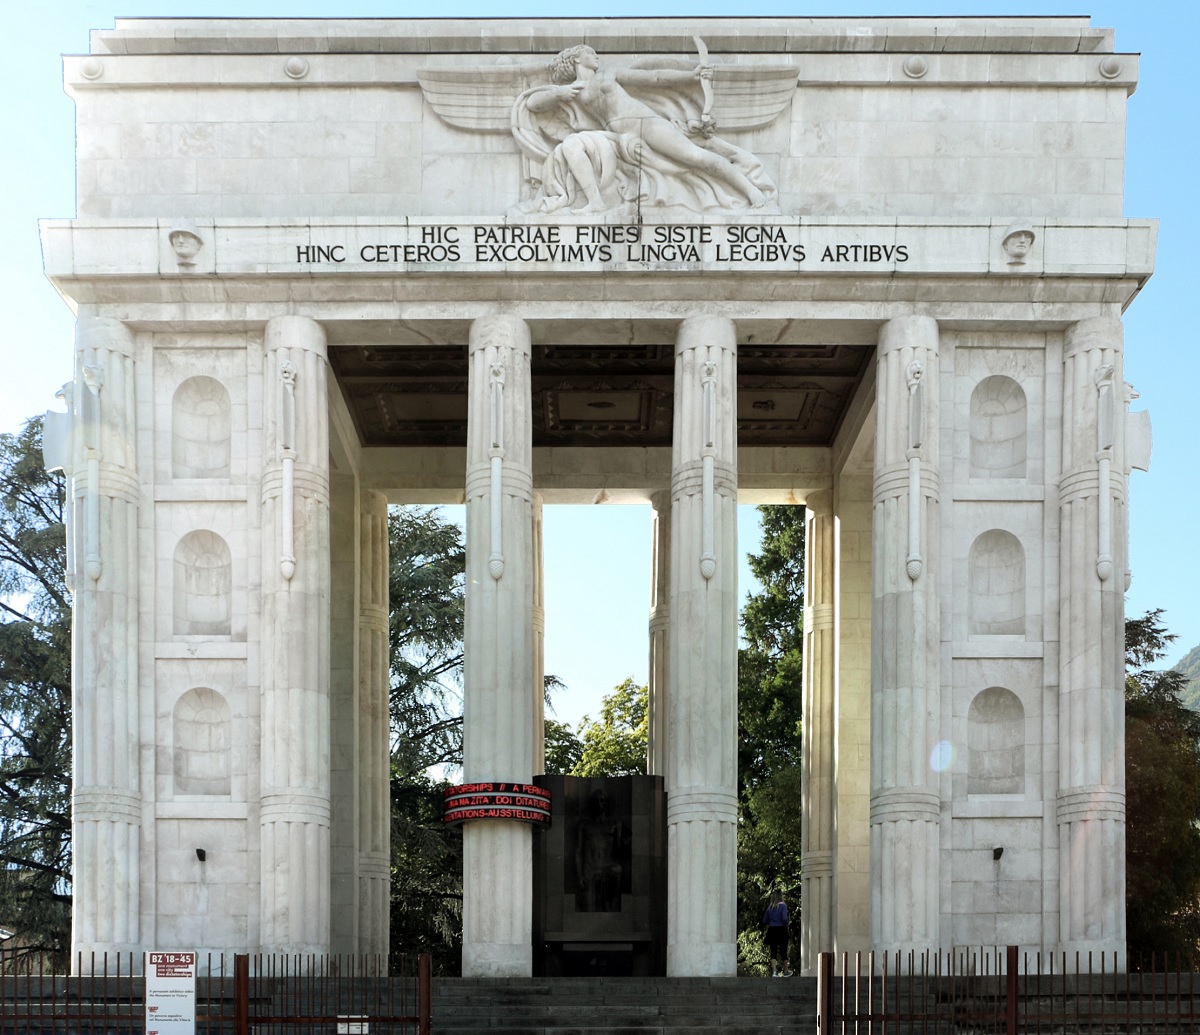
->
[468,313,531,357]
[675,314,737,355]
[878,313,939,357]
[1064,315,1123,358]
[265,314,328,359]
[76,315,135,357]
[805,488,834,517]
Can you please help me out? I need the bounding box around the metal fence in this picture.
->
[817,945,1200,1033]
[0,952,432,1035]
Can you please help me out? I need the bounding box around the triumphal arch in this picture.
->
[42,16,1154,975]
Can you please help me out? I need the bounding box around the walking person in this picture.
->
[762,889,793,977]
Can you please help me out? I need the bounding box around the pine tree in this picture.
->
[1125,609,1200,959]
[0,418,72,965]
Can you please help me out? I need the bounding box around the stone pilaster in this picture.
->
[71,316,141,961]
[259,315,331,954]
[647,489,671,781]
[801,490,834,974]
[462,314,535,977]
[666,315,738,977]
[870,314,941,956]
[358,489,391,956]
[832,473,874,956]
[1057,316,1126,956]
[532,492,545,774]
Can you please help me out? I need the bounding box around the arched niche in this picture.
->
[173,530,232,636]
[968,529,1025,636]
[970,375,1027,479]
[967,687,1025,795]
[172,376,231,479]
[172,687,232,796]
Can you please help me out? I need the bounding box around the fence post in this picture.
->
[234,954,249,1035]
[1006,945,1018,1035]
[817,951,833,1034]
[418,953,432,1035]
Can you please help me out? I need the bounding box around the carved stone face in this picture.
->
[576,46,599,72]
[1003,231,1034,260]
[169,230,203,263]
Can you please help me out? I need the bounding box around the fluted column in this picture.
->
[259,315,331,954]
[801,491,834,974]
[462,314,535,976]
[667,315,738,976]
[532,492,546,774]
[70,315,141,961]
[647,489,671,781]
[358,489,391,956]
[1057,316,1126,956]
[870,314,941,956]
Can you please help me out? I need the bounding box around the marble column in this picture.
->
[462,315,535,976]
[532,492,546,775]
[666,315,738,977]
[358,489,391,956]
[259,315,331,954]
[1057,316,1126,956]
[801,490,835,974]
[647,490,671,781]
[70,315,141,961]
[870,314,941,956]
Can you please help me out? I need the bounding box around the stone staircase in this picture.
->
[431,976,818,1035]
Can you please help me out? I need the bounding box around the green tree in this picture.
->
[572,678,648,778]
[0,417,72,965]
[543,718,584,775]
[736,505,804,974]
[388,507,466,779]
[386,507,466,972]
[1125,608,1200,959]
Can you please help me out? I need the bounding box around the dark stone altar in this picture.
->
[532,774,667,976]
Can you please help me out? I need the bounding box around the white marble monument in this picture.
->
[40,16,1154,975]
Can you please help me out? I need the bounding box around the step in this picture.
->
[431,977,818,1033]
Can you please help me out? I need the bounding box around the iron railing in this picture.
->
[0,951,432,1035]
[817,944,1200,1033]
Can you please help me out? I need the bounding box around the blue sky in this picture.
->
[1,2,1195,727]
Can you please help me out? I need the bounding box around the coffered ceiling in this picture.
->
[330,341,872,449]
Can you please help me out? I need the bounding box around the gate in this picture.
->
[0,951,432,1035]
[817,945,1200,1033]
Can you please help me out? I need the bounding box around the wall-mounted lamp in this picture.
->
[196,848,207,862]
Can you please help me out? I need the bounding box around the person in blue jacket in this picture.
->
[762,889,793,977]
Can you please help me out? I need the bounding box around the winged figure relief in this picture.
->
[417,43,798,217]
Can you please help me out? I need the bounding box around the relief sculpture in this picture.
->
[418,41,796,218]
[515,45,773,215]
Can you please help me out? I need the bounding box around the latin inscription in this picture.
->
[294,223,910,269]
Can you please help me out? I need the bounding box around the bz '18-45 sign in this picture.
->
[443,783,552,827]
[144,952,197,1035]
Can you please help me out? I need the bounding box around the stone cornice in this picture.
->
[63,50,1138,94]
[86,17,1114,57]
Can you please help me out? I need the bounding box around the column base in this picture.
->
[1059,939,1126,963]
[462,943,533,977]
[667,941,737,977]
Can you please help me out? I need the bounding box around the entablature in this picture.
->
[42,216,1156,308]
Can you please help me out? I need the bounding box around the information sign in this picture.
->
[144,951,197,1035]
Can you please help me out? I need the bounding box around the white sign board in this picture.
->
[144,951,197,1035]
